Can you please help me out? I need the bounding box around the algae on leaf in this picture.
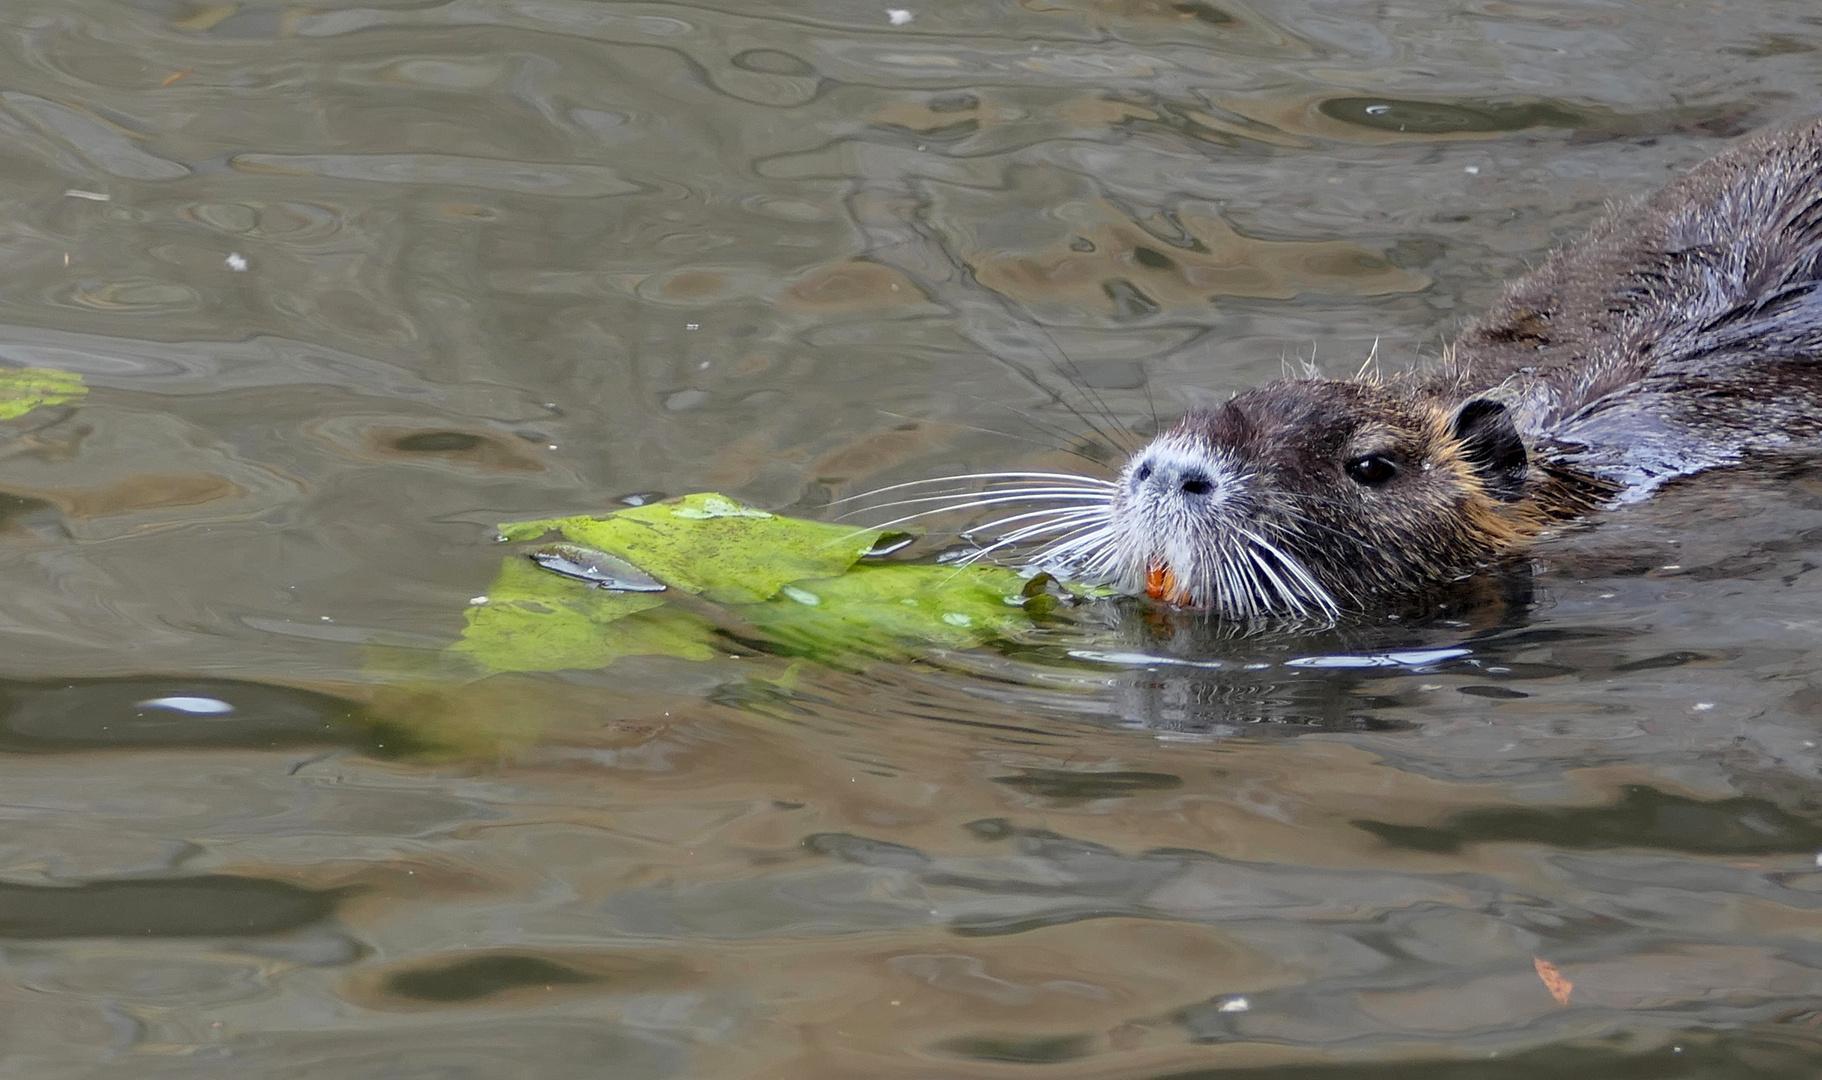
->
[0,368,85,420]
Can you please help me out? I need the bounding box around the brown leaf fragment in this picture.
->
[160,68,195,87]
[1534,957,1572,1006]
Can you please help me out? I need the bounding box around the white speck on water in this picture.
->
[1364,104,1390,115]
[698,360,710,369]
[1661,564,1681,570]
[138,696,235,715]
[941,612,972,627]
[887,8,913,24]
[1692,702,1714,711]
[64,189,109,201]
[547,444,558,450]
[1464,165,1480,174]
[319,616,332,622]
[470,595,489,605]
[685,322,699,330]
[1217,996,1250,1013]
[226,252,248,271]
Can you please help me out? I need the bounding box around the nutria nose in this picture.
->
[1131,458,1221,499]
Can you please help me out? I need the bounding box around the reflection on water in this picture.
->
[1,0,1822,1076]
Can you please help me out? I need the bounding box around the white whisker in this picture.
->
[841,486,1115,519]
[975,506,1109,539]
[1238,526,1339,619]
[957,510,1113,565]
[959,508,1110,553]
[1247,545,1307,618]
[833,471,1116,505]
[860,493,1113,533]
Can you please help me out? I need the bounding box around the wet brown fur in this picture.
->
[1115,118,1822,613]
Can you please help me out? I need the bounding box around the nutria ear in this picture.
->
[1451,399,1527,501]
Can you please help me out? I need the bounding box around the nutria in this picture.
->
[876,118,1822,618]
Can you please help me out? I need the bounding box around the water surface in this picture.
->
[2,0,1822,1076]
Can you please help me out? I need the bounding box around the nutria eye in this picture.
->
[1134,463,1153,483]
[1346,455,1398,486]
[1180,473,1212,495]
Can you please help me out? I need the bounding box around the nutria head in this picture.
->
[1106,379,1536,617]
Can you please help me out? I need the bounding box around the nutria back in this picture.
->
[1435,119,1822,494]
[932,119,1822,617]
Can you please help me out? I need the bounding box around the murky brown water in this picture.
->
[4,0,1822,1076]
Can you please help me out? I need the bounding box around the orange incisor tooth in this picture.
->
[1146,562,1183,604]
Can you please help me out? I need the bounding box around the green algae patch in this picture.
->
[0,368,85,420]
[456,493,1068,674]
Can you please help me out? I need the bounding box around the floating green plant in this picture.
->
[455,493,1070,673]
[0,367,85,420]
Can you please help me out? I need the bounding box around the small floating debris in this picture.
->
[887,8,913,24]
[529,543,666,593]
[1533,957,1573,1006]
[225,252,248,271]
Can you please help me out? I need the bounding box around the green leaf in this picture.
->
[452,493,1070,677]
[0,368,85,420]
[499,492,881,604]
[744,563,1041,662]
[453,553,719,673]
